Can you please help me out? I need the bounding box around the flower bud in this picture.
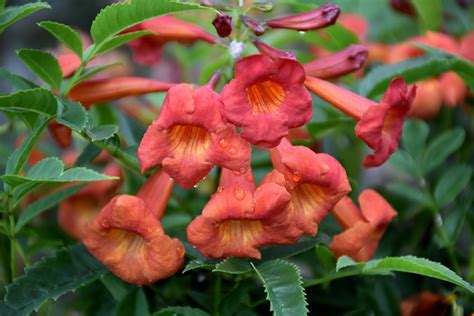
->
[252,2,273,12]
[241,15,266,36]
[212,12,232,38]
[252,38,296,60]
[266,3,340,31]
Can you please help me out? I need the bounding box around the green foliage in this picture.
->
[213,258,252,274]
[15,184,85,232]
[0,244,107,316]
[92,31,152,56]
[360,52,474,97]
[17,49,63,91]
[76,62,124,83]
[56,98,88,132]
[434,165,472,208]
[302,23,358,52]
[117,288,150,316]
[39,21,83,58]
[0,88,57,117]
[422,128,465,174]
[89,0,208,58]
[335,256,474,293]
[153,306,209,316]
[252,260,308,316]
[412,0,442,31]
[0,2,50,33]
[2,157,117,189]
[86,124,119,141]
[306,118,354,139]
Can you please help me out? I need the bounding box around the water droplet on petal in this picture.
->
[193,184,199,188]
[219,138,228,148]
[234,186,245,200]
[229,147,237,155]
[292,171,301,182]
[299,31,306,35]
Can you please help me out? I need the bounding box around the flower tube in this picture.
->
[329,189,397,262]
[305,76,416,167]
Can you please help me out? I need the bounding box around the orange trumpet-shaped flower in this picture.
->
[58,162,123,240]
[48,120,73,148]
[125,15,217,65]
[401,292,451,316]
[303,45,368,79]
[83,169,184,285]
[438,71,467,107]
[305,76,416,167]
[67,77,176,109]
[187,168,302,259]
[58,53,82,78]
[138,83,251,189]
[267,138,351,236]
[329,189,397,262]
[409,79,442,119]
[266,3,340,31]
[221,54,312,147]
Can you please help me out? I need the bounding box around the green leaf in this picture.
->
[5,118,51,178]
[386,182,433,207]
[92,31,152,56]
[252,260,308,316]
[0,2,50,33]
[302,23,358,52]
[74,143,102,166]
[401,120,429,162]
[15,184,85,232]
[153,306,209,316]
[76,62,124,83]
[39,21,83,58]
[117,288,150,316]
[389,150,419,176]
[360,53,474,97]
[0,88,57,117]
[17,49,62,91]
[213,258,252,274]
[306,118,354,139]
[100,273,135,302]
[422,128,465,174]
[3,157,117,188]
[86,124,119,141]
[90,0,207,55]
[56,98,88,132]
[434,165,472,208]
[1,244,107,316]
[316,245,336,273]
[182,259,215,273]
[0,68,38,90]
[335,255,474,293]
[413,0,442,31]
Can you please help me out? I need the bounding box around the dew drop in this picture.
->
[193,184,199,188]
[229,147,237,155]
[292,171,302,182]
[219,138,228,148]
[234,186,245,200]
[299,31,306,35]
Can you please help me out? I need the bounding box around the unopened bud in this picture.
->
[252,2,273,12]
[252,38,296,60]
[212,13,232,37]
[240,15,266,36]
[303,45,368,79]
[266,3,340,31]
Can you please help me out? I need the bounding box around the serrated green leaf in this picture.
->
[422,128,465,174]
[252,260,308,316]
[413,0,442,31]
[17,49,62,90]
[39,21,83,58]
[0,88,57,117]
[15,184,86,232]
[1,244,108,316]
[92,31,152,57]
[3,157,117,189]
[56,98,88,132]
[335,255,474,293]
[153,306,209,316]
[117,288,150,316]
[360,53,474,97]
[101,273,135,302]
[213,258,252,274]
[86,124,119,141]
[90,0,207,55]
[0,68,38,90]
[434,165,472,207]
[182,259,215,273]
[0,2,50,33]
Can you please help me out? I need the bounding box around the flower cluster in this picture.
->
[68,5,415,285]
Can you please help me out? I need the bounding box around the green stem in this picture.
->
[212,273,222,316]
[302,271,361,288]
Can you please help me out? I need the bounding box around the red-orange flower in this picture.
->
[48,120,73,148]
[267,138,351,236]
[138,83,251,189]
[329,189,397,262]
[187,168,302,259]
[125,15,217,65]
[83,169,183,285]
[305,76,416,167]
[221,54,312,147]
[401,292,451,316]
[58,162,123,240]
[409,79,442,119]
[58,53,82,78]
